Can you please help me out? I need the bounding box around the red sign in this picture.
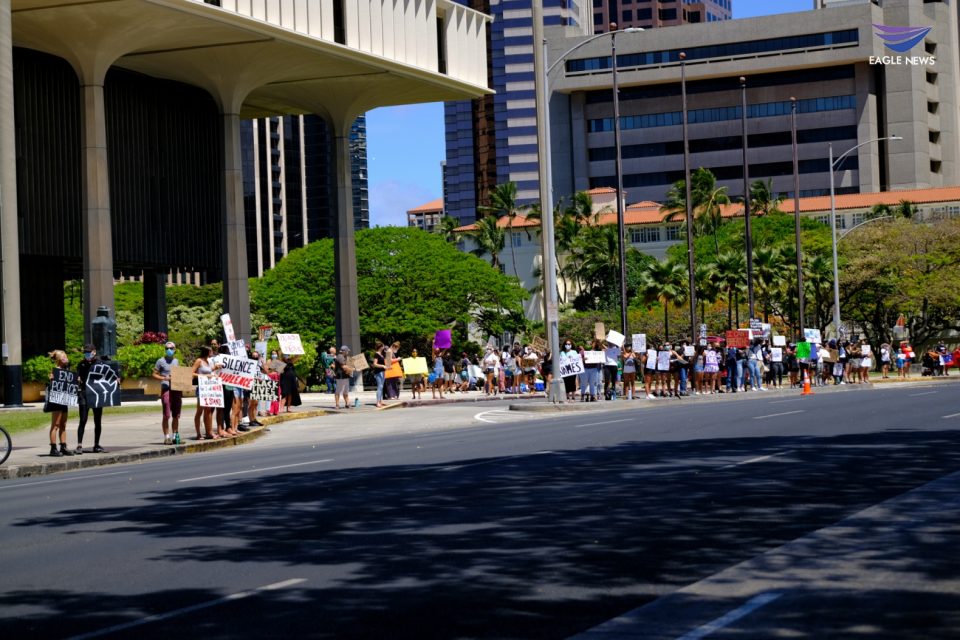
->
[725,330,751,349]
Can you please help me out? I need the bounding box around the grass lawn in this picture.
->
[0,405,157,436]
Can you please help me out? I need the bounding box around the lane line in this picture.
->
[674,592,783,640]
[575,418,634,428]
[942,412,960,419]
[719,450,794,470]
[0,470,129,491]
[909,391,938,397]
[768,399,801,405]
[752,410,804,420]
[67,578,306,640]
[178,460,333,482]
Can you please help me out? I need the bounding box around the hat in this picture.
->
[165,341,176,349]
[340,345,350,352]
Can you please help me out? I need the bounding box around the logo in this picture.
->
[873,24,931,53]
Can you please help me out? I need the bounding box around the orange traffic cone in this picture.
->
[801,369,814,396]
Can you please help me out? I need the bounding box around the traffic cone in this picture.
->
[801,369,814,396]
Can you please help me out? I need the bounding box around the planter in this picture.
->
[21,381,44,403]
[121,377,162,396]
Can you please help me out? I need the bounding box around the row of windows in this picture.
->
[588,95,855,133]
[567,29,858,73]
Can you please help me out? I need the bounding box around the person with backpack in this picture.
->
[334,345,354,409]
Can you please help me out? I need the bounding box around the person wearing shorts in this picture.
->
[153,341,183,445]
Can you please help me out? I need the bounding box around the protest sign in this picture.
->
[385,360,404,379]
[699,324,708,339]
[804,328,822,344]
[220,314,236,342]
[632,334,646,352]
[170,366,195,393]
[796,341,811,360]
[605,330,625,348]
[401,357,428,376]
[762,323,772,338]
[861,344,872,355]
[594,322,605,341]
[773,335,786,347]
[657,351,671,371]
[684,345,696,357]
[48,369,79,407]
[725,330,751,349]
[749,318,762,333]
[604,347,620,364]
[559,352,584,377]
[254,341,268,359]
[258,325,272,340]
[434,329,452,350]
[277,333,305,355]
[84,362,121,407]
[531,336,548,354]
[646,349,657,368]
[217,355,258,390]
[468,365,485,380]
[228,339,246,357]
[584,350,605,365]
[251,376,279,403]
[349,353,369,372]
[771,347,783,363]
[198,376,225,408]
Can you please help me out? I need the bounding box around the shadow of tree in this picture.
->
[7,429,960,639]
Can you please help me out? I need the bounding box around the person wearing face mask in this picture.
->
[560,340,578,401]
[75,343,107,453]
[46,350,74,457]
[152,341,183,445]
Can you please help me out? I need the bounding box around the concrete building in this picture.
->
[0,0,491,403]
[241,114,369,278]
[592,0,732,34]
[407,198,445,231]
[549,0,960,205]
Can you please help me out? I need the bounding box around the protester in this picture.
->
[621,345,637,400]
[482,346,500,395]
[215,344,237,435]
[409,348,425,399]
[75,343,107,454]
[334,345,353,409]
[46,350,73,457]
[153,341,183,445]
[321,346,337,393]
[373,341,387,408]
[880,342,892,379]
[191,345,218,440]
[280,356,302,412]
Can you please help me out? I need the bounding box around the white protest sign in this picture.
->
[228,339,247,357]
[632,334,647,352]
[277,333,305,355]
[804,328,822,344]
[217,355,258,390]
[254,341,268,359]
[604,347,620,365]
[657,351,671,371]
[198,376,224,408]
[559,352,584,378]
[771,347,783,363]
[684,345,696,357]
[221,314,236,342]
[861,344,872,355]
[584,350,605,365]
[605,330,625,348]
[773,335,786,347]
[468,365,485,380]
[645,349,657,369]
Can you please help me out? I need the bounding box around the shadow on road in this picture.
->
[7,428,960,639]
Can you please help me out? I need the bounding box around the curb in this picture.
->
[397,393,546,409]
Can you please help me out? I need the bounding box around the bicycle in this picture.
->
[0,425,10,466]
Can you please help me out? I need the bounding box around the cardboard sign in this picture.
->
[584,350,605,364]
[349,353,369,372]
[594,322,605,341]
[804,328,822,344]
[606,330,625,348]
[198,376,225,408]
[559,352,584,377]
[170,366,195,393]
[228,339,247,357]
[725,330,751,349]
[771,347,783,363]
[773,335,787,347]
[221,313,236,342]
[84,362,121,408]
[258,325,273,341]
[657,351,671,371]
[684,345,696,357]
[401,357,429,376]
[277,333,305,355]
[251,377,279,403]
[385,360,404,379]
[217,355,258,390]
[48,368,79,407]
[434,329,453,350]
[531,336,548,354]
[632,333,647,353]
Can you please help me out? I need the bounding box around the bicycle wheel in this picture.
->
[0,426,10,466]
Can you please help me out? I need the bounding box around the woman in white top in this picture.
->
[482,347,500,395]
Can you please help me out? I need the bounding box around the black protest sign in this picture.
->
[251,376,279,403]
[48,369,79,407]
[85,362,121,407]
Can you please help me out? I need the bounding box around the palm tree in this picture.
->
[749,178,784,216]
[637,258,688,340]
[661,168,730,256]
[694,260,720,322]
[479,182,526,280]
[714,250,746,329]
[468,214,505,270]
[435,215,461,244]
[752,245,790,322]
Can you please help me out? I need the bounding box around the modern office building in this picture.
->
[0,0,491,403]
[443,0,731,224]
[241,115,369,278]
[549,0,960,204]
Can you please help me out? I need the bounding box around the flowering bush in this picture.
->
[135,331,168,345]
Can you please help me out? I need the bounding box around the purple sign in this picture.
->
[434,329,452,350]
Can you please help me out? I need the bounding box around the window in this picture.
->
[930,130,941,144]
[851,212,866,226]
[630,227,661,243]
[815,215,829,225]
[666,225,681,241]
[931,160,942,174]
[512,232,523,247]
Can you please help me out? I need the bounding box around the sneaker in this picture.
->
[646,394,656,399]
[164,436,173,445]
[75,445,84,455]
[92,445,107,454]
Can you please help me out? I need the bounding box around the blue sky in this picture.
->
[365,0,815,227]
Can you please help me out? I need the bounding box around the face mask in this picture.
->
[83,352,93,360]
[271,354,278,360]
[165,349,175,358]
[564,344,572,351]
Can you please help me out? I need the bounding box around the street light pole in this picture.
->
[828,135,901,339]
[791,97,804,341]
[611,23,628,339]
[680,52,696,346]
[741,76,755,321]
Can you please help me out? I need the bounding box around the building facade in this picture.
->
[592,0,732,33]
[407,198,446,231]
[241,115,369,278]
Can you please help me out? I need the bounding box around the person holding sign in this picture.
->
[280,356,302,412]
[153,341,183,445]
[46,350,75,457]
[372,341,388,407]
[75,344,107,454]
[191,346,219,440]
[559,340,580,401]
[334,346,354,409]
[621,346,637,400]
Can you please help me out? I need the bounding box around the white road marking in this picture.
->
[942,412,960,419]
[909,391,938,397]
[0,470,129,490]
[178,459,333,482]
[575,418,633,428]
[768,399,801,405]
[752,410,804,420]
[719,450,794,470]
[67,578,307,640]
[474,409,509,423]
[675,592,783,640]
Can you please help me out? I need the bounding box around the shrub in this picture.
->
[135,331,168,345]
[22,354,54,383]
[116,343,166,379]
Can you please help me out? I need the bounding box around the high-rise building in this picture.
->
[241,115,369,278]
[443,0,731,224]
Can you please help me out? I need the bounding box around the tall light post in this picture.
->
[740,76,754,320]
[611,23,629,339]
[828,135,900,338]
[680,52,696,345]
[790,98,804,341]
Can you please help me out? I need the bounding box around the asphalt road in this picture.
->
[2,382,960,639]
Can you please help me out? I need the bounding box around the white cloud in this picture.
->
[369,180,438,228]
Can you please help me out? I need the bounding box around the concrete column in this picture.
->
[221,113,252,342]
[81,82,117,343]
[0,0,22,405]
[143,269,168,334]
[333,129,361,354]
